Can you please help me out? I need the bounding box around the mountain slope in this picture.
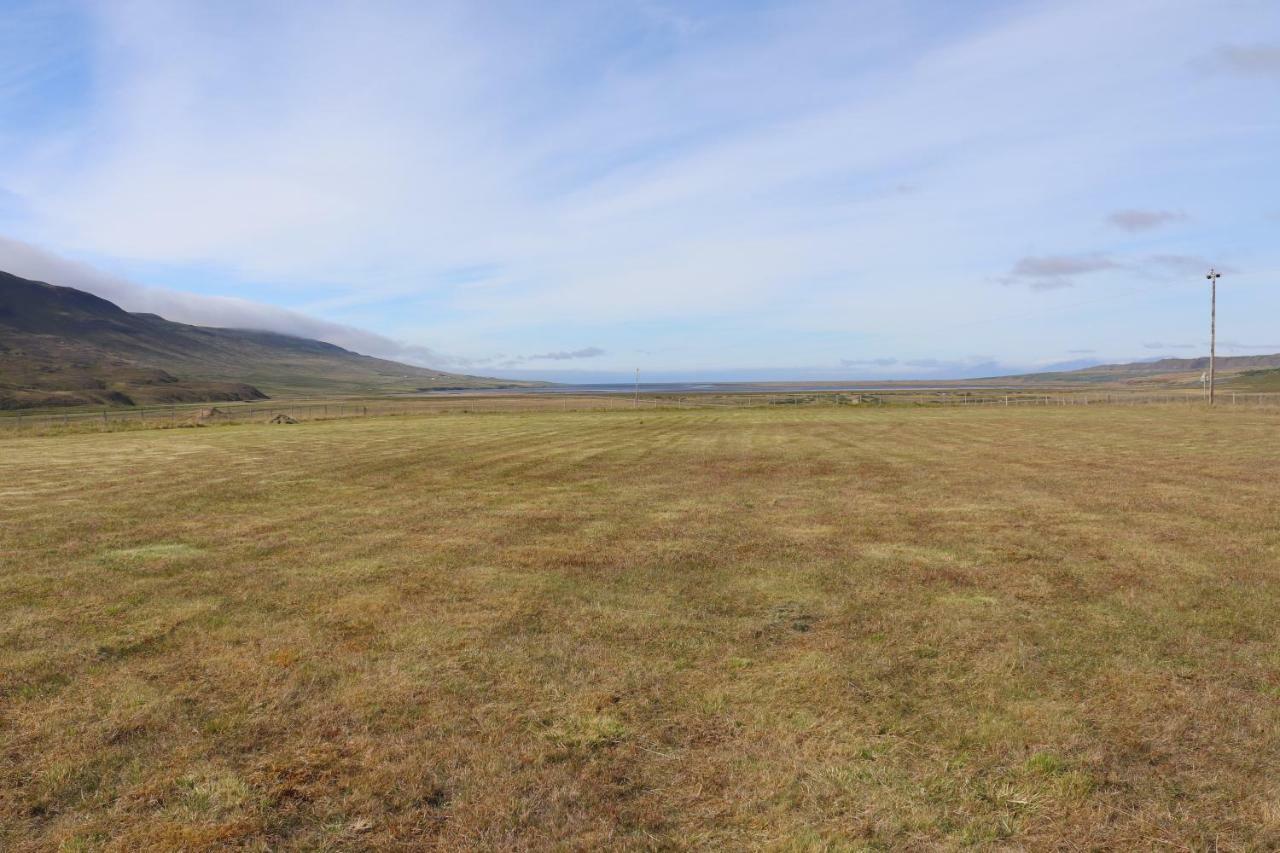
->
[974,354,1280,389]
[0,270,531,409]
[1223,367,1280,392]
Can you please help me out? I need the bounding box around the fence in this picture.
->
[0,396,626,434]
[2,390,1277,435]
[646,391,1280,409]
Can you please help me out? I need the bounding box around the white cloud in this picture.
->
[841,357,898,367]
[0,0,1277,371]
[526,347,605,361]
[0,235,455,366]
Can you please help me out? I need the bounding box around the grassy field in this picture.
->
[2,406,1278,849]
[1229,368,1280,393]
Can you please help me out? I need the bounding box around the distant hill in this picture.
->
[1225,367,1280,392]
[746,353,1280,392]
[0,270,534,409]
[975,354,1280,389]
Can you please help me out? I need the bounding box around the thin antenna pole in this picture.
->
[1206,268,1221,406]
[634,367,639,408]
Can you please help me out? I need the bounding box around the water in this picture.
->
[415,382,993,396]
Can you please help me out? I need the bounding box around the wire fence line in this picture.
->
[0,397,636,433]
[656,391,1280,409]
[1,390,1277,435]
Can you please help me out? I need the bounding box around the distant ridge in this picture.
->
[0,270,536,409]
[979,353,1280,387]
[737,354,1280,392]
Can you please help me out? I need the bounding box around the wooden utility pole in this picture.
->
[1206,268,1221,406]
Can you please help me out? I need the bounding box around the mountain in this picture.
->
[972,354,1280,389]
[738,354,1280,392]
[0,270,533,409]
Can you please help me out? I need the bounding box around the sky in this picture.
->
[0,0,1277,382]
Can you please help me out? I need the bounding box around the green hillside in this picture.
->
[0,270,536,409]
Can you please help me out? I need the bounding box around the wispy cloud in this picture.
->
[1206,43,1280,76]
[525,347,605,361]
[1218,340,1280,351]
[0,235,463,367]
[1146,254,1233,276]
[1140,340,1280,354]
[1002,253,1120,290]
[0,1,1277,373]
[1107,209,1187,232]
[1002,251,1232,290]
[840,357,898,368]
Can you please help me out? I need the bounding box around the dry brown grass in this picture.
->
[1,406,1278,850]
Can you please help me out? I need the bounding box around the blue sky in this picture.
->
[1,0,1278,381]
